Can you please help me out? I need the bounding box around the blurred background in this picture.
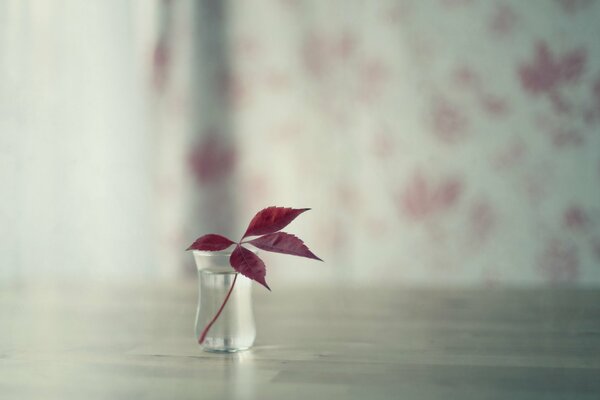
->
[1,0,600,287]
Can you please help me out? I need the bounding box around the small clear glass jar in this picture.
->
[193,250,256,352]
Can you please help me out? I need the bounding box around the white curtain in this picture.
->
[0,1,159,281]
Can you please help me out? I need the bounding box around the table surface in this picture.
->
[1,281,599,399]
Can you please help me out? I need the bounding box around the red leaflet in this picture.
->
[186,234,235,251]
[230,245,270,290]
[248,232,323,261]
[242,206,309,238]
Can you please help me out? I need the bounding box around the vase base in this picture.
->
[201,346,252,353]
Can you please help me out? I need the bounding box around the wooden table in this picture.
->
[1,282,599,399]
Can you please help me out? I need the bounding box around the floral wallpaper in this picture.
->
[155,0,600,286]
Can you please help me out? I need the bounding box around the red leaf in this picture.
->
[230,245,270,290]
[248,232,322,261]
[242,206,309,238]
[186,234,235,251]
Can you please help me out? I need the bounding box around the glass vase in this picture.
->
[193,250,256,352]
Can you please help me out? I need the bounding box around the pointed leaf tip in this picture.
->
[248,232,322,261]
[242,206,310,238]
[186,234,235,251]
[230,245,270,290]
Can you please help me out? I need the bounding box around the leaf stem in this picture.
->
[198,273,238,345]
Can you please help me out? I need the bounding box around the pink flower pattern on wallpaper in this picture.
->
[430,96,469,143]
[518,41,587,113]
[584,76,600,123]
[467,200,496,248]
[302,32,356,78]
[537,239,579,284]
[488,3,518,37]
[188,133,236,186]
[491,138,527,170]
[399,172,463,220]
[152,39,170,91]
[451,65,512,119]
[563,205,589,231]
[157,0,600,285]
[556,0,594,14]
[534,113,585,148]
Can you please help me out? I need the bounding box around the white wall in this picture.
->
[2,0,600,287]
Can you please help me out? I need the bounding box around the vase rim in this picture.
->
[192,248,257,257]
